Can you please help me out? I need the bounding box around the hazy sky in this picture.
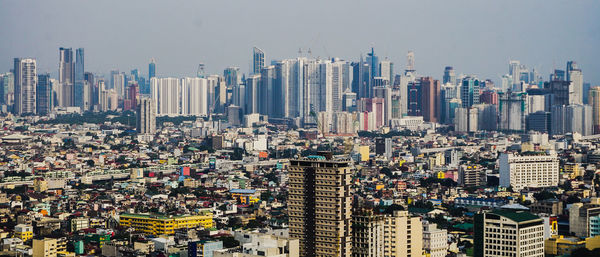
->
[1,0,599,85]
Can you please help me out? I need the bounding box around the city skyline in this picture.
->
[0,0,599,86]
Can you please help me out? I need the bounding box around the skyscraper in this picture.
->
[379,60,393,85]
[245,74,260,114]
[366,47,379,80]
[149,58,156,80]
[181,77,209,116]
[150,77,181,116]
[566,61,583,105]
[443,66,456,85]
[74,48,85,108]
[252,47,265,74]
[288,154,352,257]
[407,80,422,116]
[259,65,275,116]
[13,58,37,115]
[589,87,600,134]
[59,47,74,107]
[36,74,51,115]
[421,77,441,123]
[460,77,480,108]
[136,97,156,135]
[509,60,521,90]
[223,67,241,87]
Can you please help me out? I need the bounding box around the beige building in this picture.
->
[383,211,423,257]
[423,222,447,257]
[499,153,559,190]
[352,209,385,257]
[568,203,600,238]
[288,155,352,257]
[33,238,58,257]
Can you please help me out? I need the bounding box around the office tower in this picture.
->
[501,74,512,92]
[406,51,415,73]
[259,65,275,116]
[36,74,51,115]
[227,105,242,126]
[527,94,546,114]
[358,98,385,129]
[509,60,521,90]
[223,67,241,87]
[13,58,37,115]
[274,61,291,118]
[351,56,370,99]
[526,111,551,133]
[421,77,441,123]
[379,60,393,85]
[366,48,379,80]
[499,153,559,190]
[245,75,260,114]
[253,47,265,74]
[111,71,125,97]
[440,84,458,124]
[327,60,347,113]
[84,72,97,108]
[460,77,480,108]
[123,83,139,111]
[568,203,600,238]
[0,72,14,109]
[551,104,593,136]
[288,154,352,257]
[149,58,156,80]
[182,77,209,116]
[150,77,181,116]
[545,80,573,106]
[423,223,447,257]
[443,66,456,85]
[373,86,391,125]
[566,61,583,104]
[589,87,600,134]
[499,91,527,132]
[407,80,422,116]
[474,209,544,257]
[136,97,156,134]
[59,47,74,106]
[74,48,84,108]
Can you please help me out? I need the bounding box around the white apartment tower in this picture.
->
[499,153,559,191]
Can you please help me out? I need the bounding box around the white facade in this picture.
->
[151,77,181,116]
[479,211,544,257]
[423,223,447,257]
[182,77,208,116]
[14,58,37,115]
[499,153,559,190]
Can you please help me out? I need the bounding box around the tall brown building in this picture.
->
[288,154,352,257]
[421,77,441,122]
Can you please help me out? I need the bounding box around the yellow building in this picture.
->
[14,224,33,241]
[545,235,585,256]
[230,189,259,205]
[586,235,600,250]
[119,212,213,235]
[359,145,370,161]
[33,178,48,193]
[564,163,581,179]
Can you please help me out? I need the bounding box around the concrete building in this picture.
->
[352,209,385,257]
[14,224,33,241]
[33,238,58,257]
[189,240,223,257]
[150,77,181,116]
[288,155,352,257]
[423,222,447,257]
[136,97,156,135]
[499,153,559,191]
[568,203,600,238]
[13,58,37,115]
[589,86,600,134]
[474,209,544,257]
[214,230,299,257]
[383,211,423,257]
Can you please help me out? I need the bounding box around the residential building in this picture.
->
[499,153,559,191]
[423,222,447,257]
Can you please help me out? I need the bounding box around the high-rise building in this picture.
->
[589,86,600,134]
[421,77,441,123]
[509,60,521,90]
[379,60,393,85]
[545,79,573,106]
[423,223,447,257]
[460,77,480,108]
[366,48,379,80]
[245,75,260,114]
[136,97,156,135]
[474,209,544,257]
[407,80,422,116]
[150,77,181,116]
[443,66,456,85]
[551,104,593,136]
[352,208,385,257]
[111,71,126,98]
[383,211,423,257]
[223,67,241,87]
[499,91,527,132]
[0,72,14,109]
[59,47,74,107]
[567,61,583,104]
[74,48,85,108]
[149,58,156,80]
[526,111,551,133]
[36,74,52,115]
[499,153,559,190]
[13,58,37,115]
[259,65,275,116]
[253,47,265,75]
[288,155,352,257]
[181,77,209,116]
[568,203,600,238]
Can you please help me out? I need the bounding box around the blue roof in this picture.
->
[230,189,256,194]
[307,155,326,160]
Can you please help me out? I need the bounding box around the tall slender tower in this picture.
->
[288,154,352,257]
[74,48,85,108]
[253,47,265,75]
[149,58,156,80]
[36,74,51,115]
[13,58,37,115]
[136,97,156,135]
[589,86,600,134]
[59,47,74,107]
